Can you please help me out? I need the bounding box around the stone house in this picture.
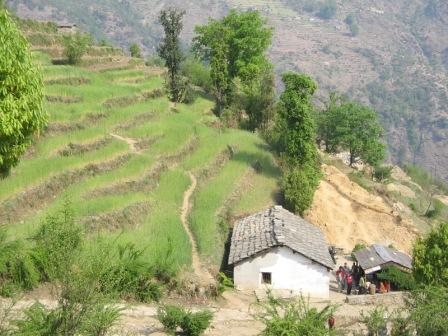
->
[228,206,334,298]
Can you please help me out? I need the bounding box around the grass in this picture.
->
[0,48,281,274]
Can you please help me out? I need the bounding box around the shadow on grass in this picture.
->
[231,150,281,179]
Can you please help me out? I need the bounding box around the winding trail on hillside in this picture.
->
[181,172,214,285]
[110,133,139,153]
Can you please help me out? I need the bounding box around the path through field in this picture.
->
[110,133,139,154]
[181,172,214,285]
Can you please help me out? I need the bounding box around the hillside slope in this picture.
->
[7,0,448,184]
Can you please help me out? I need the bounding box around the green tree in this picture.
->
[276,73,321,215]
[317,0,337,20]
[318,95,386,166]
[407,286,448,336]
[62,32,92,65]
[129,43,142,58]
[277,73,318,166]
[0,8,46,177]
[413,222,448,287]
[157,7,185,103]
[194,10,273,124]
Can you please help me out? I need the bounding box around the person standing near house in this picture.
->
[346,273,353,295]
[336,266,343,293]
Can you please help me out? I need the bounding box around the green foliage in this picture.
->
[0,229,39,292]
[276,72,320,215]
[217,272,234,295]
[157,7,185,102]
[413,222,448,287]
[351,243,366,259]
[0,8,46,177]
[62,32,92,65]
[129,43,142,58]
[425,198,445,219]
[157,305,213,336]
[377,266,416,290]
[360,306,388,336]
[407,286,448,336]
[30,204,82,281]
[373,165,393,182]
[317,0,337,20]
[283,164,320,215]
[181,57,212,92]
[317,93,386,166]
[157,305,185,334]
[180,310,214,336]
[277,72,318,166]
[254,292,338,336]
[194,10,273,125]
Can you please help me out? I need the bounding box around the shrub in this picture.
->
[360,306,388,336]
[157,305,213,336]
[129,43,142,58]
[217,272,234,295]
[425,198,445,218]
[408,286,448,336]
[62,32,92,65]
[317,0,337,20]
[180,310,214,336]
[254,292,338,336]
[377,266,416,290]
[157,305,185,334]
[349,23,359,36]
[373,165,393,182]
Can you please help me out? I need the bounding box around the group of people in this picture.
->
[336,262,365,295]
[336,262,391,295]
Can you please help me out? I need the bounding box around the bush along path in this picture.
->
[181,171,215,286]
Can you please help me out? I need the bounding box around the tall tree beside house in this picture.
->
[193,10,273,128]
[276,72,321,215]
[157,7,185,103]
[0,7,46,177]
[316,94,386,167]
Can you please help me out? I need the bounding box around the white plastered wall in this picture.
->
[233,247,330,298]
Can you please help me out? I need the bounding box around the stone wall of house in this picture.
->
[233,246,330,298]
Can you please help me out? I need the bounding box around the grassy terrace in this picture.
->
[0,51,281,274]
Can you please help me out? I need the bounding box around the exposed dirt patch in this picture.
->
[57,137,112,156]
[0,154,132,225]
[45,95,83,104]
[181,172,215,286]
[80,201,151,232]
[44,77,91,86]
[306,164,418,254]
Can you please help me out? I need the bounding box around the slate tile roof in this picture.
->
[228,205,335,269]
[353,244,412,273]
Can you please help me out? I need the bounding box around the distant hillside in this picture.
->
[6,0,448,184]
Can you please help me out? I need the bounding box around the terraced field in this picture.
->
[0,49,281,276]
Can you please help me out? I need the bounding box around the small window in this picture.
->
[261,272,272,285]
